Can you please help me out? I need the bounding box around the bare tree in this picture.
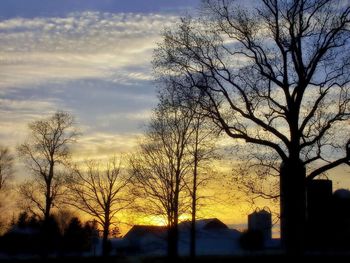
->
[183,111,219,258]
[154,0,350,253]
[0,145,14,191]
[67,157,131,256]
[129,93,196,258]
[17,111,78,222]
[163,85,219,258]
[0,145,14,232]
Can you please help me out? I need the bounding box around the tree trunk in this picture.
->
[190,117,200,259]
[168,180,179,259]
[44,178,52,223]
[45,161,54,222]
[190,151,198,259]
[190,192,196,259]
[167,224,178,259]
[280,159,306,254]
[190,203,196,259]
[102,220,110,256]
[44,192,51,222]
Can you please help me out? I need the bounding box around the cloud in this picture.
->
[71,132,142,162]
[0,98,59,147]
[0,12,178,90]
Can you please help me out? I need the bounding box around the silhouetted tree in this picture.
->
[154,0,350,253]
[67,157,131,256]
[159,85,219,258]
[129,94,196,258]
[63,217,92,253]
[41,215,61,253]
[0,211,40,254]
[17,111,78,222]
[84,219,99,256]
[17,211,30,228]
[187,112,218,259]
[0,145,14,191]
[55,209,77,235]
[0,211,61,255]
[0,145,14,232]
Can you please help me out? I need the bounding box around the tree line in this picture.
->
[0,88,219,258]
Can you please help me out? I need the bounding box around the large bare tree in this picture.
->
[154,0,350,253]
[18,111,78,222]
[67,157,131,256]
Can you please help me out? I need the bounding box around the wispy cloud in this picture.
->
[0,98,58,146]
[0,12,177,89]
[71,132,141,161]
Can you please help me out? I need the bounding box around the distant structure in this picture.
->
[122,225,167,254]
[306,179,333,249]
[120,218,241,256]
[306,179,350,251]
[330,188,350,250]
[248,208,272,242]
[307,179,333,221]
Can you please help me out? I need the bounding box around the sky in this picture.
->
[1,0,349,233]
[0,0,282,233]
[0,0,201,159]
[0,0,251,230]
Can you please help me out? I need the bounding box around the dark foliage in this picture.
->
[0,212,59,254]
[0,212,96,255]
[239,230,264,251]
[62,217,93,253]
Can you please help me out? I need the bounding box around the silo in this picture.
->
[307,179,332,221]
[306,179,333,249]
[248,208,272,242]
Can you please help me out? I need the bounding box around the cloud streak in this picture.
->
[0,12,177,90]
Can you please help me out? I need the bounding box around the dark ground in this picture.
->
[2,254,350,263]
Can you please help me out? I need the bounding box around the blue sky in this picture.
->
[0,0,200,19]
[0,0,201,159]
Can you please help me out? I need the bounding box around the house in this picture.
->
[120,218,242,256]
[122,225,167,255]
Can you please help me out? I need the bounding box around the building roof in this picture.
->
[123,225,167,240]
[124,218,228,239]
[124,218,231,241]
[179,218,228,230]
[334,189,350,199]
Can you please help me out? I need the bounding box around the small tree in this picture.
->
[186,111,218,259]
[67,157,131,256]
[129,94,195,258]
[159,84,219,258]
[63,217,93,253]
[18,111,78,222]
[0,145,14,232]
[0,145,14,191]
